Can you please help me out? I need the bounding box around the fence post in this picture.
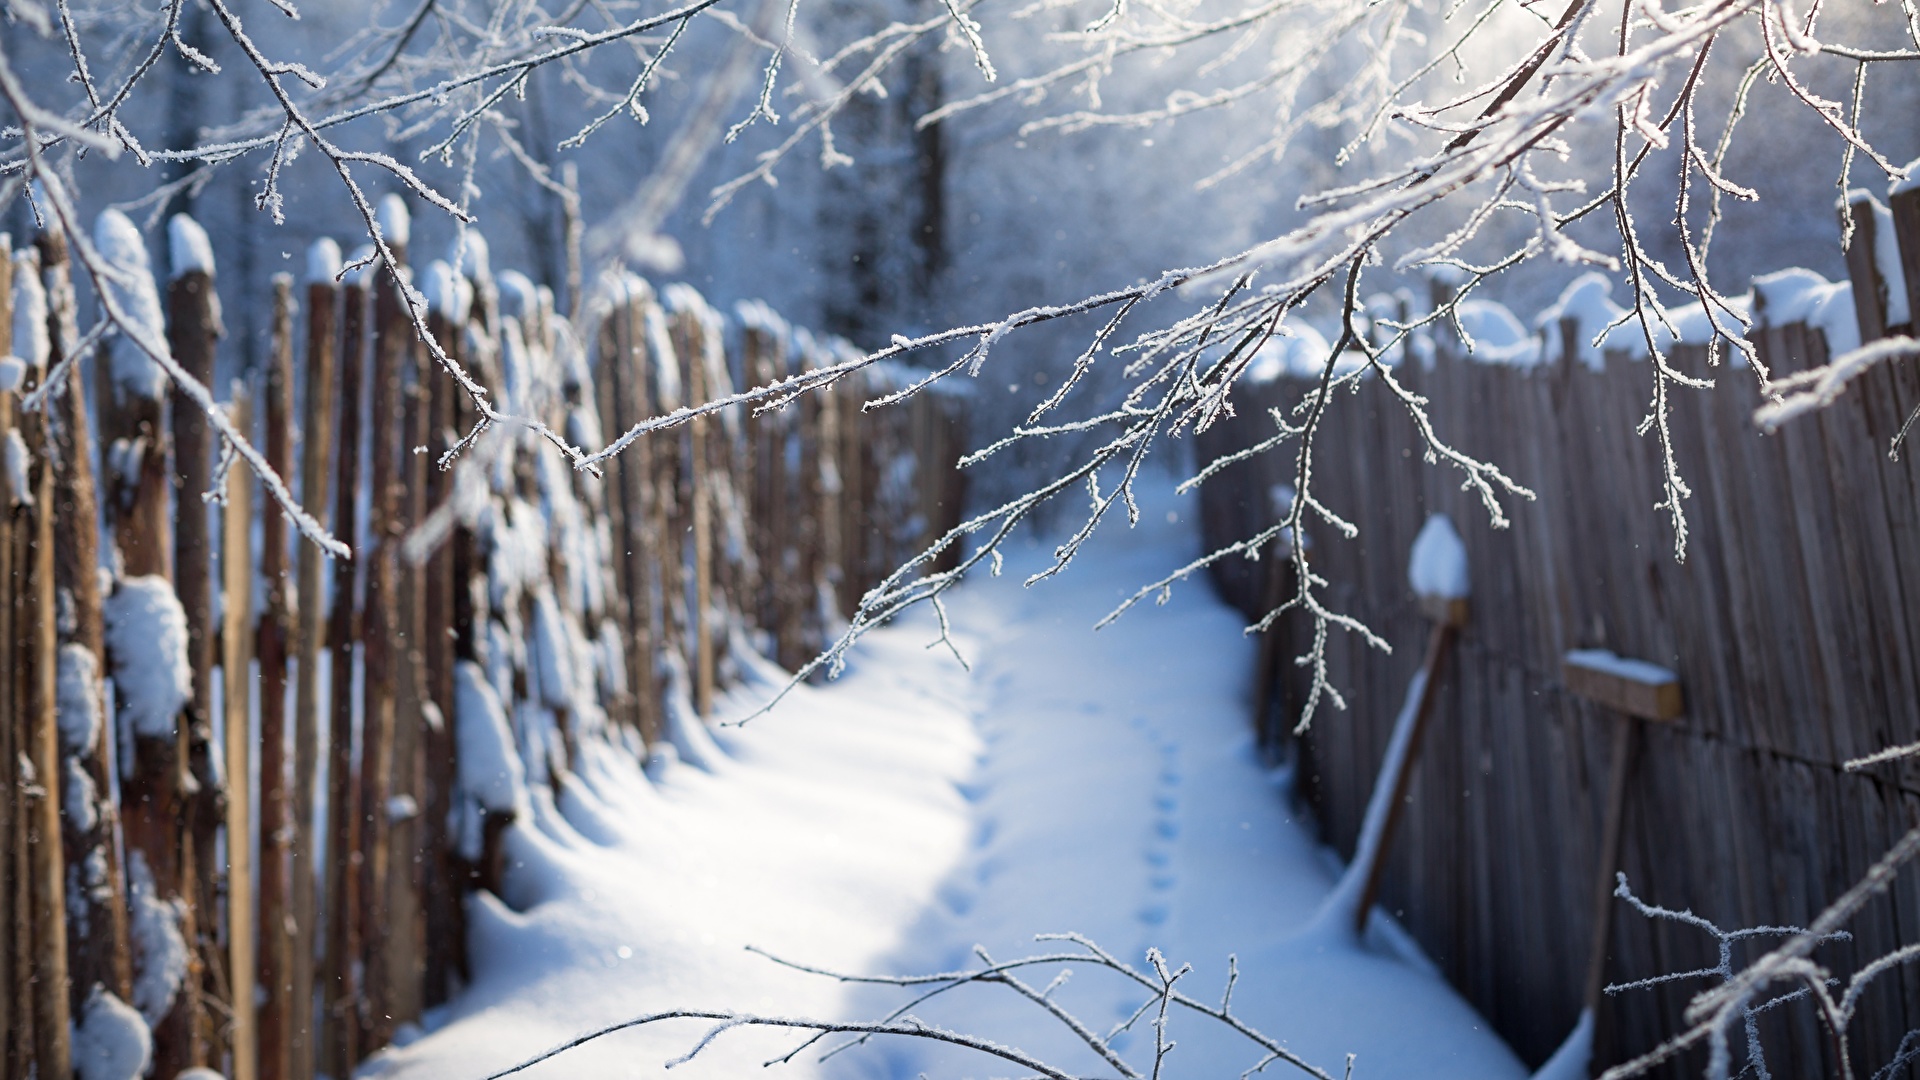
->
[0,237,17,1079]
[421,279,463,1008]
[258,271,301,1079]
[355,246,411,1055]
[322,269,368,1080]
[815,356,844,629]
[1889,184,1920,335]
[594,281,651,741]
[222,384,258,1080]
[671,308,717,718]
[292,261,352,1080]
[27,341,69,1080]
[627,287,665,742]
[168,216,229,1070]
[648,307,691,706]
[1842,192,1891,344]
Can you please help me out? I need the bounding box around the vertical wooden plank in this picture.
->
[261,265,309,1076]
[321,273,367,1080]
[622,289,664,743]
[0,235,17,1080]
[1842,195,1890,343]
[291,264,349,1080]
[593,286,643,738]
[223,388,258,1080]
[795,342,825,663]
[421,294,462,1008]
[27,365,69,1080]
[647,304,689,704]
[167,219,227,1071]
[816,360,844,627]
[384,286,432,1038]
[676,310,716,718]
[354,248,411,1056]
[1889,187,1920,336]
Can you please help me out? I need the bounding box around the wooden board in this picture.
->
[1562,650,1684,721]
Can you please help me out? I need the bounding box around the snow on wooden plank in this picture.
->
[1562,648,1683,720]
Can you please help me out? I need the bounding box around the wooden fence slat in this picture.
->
[292,268,358,1080]
[167,241,229,1070]
[0,235,17,1080]
[421,301,461,1007]
[356,251,412,1052]
[222,387,258,1080]
[28,351,69,1080]
[263,267,307,1076]
[321,273,367,1080]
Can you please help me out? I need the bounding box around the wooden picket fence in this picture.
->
[1198,189,1920,1073]
[0,212,966,1080]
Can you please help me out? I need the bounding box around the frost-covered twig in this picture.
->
[481,934,1343,1079]
[1601,827,1920,1079]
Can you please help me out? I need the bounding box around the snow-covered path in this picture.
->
[368,481,1529,1080]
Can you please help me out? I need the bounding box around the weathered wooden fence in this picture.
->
[1199,186,1920,1074]
[0,203,966,1080]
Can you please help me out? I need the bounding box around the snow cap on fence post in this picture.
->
[1751,267,1861,356]
[451,228,490,284]
[1841,189,1911,333]
[1409,514,1468,601]
[93,208,171,401]
[12,245,48,370]
[166,213,215,281]
[306,236,343,285]
[376,193,410,254]
[1535,273,1629,370]
[424,259,471,325]
[498,269,540,326]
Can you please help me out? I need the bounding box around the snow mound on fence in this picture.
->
[1246,321,1337,382]
[1753,267,1860,355]
[11,247,48,368]
[4,428,30,506]
[73,989,151,1080]
[455,660,531,821]
[376,193,411,249]
[103,576,192,739]
[57,643,104,756]
[307,237,342,284]
[126,851,189,1027]
[1535,272,1629,369]
[1454,299,1543,366]
[93,209,171,401]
